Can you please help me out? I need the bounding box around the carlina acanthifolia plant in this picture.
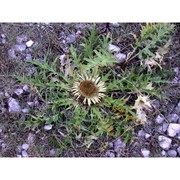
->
[17,23,174,150]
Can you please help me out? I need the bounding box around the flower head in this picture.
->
[72,73,106,106]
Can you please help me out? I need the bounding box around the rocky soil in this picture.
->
[0,23,179,157]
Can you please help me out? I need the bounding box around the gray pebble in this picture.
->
[175,101,180,114]
[2,39,6,44]
[22,143,29,151]
[1,143,6,149]
[173,67,179,76]
[0,139,3,143]
[16,35,28,44]
[108,44,120,53]
[14,44,26,52]
[8,49,16,59]
[161,150,167,156]
[34,100,39,106]
[23,85,29,92]
[108,142,114,148]
[0,129,2,133]
[177,147,180,156]
[138,130,145,137]
[17,145,22,153]
[66,34,76,44]
[26,54,32,61]
[167,123,180,137]
[115,53,126,63]
[106,151,115,157]
[141,148,150,157]
[14,88,23,96]
[27,101,34,107]
[17,155,22,158]
[49,149,56,156]
[116,153,121,157]
[22,108,29,113]
[177,134,180,140]
[167,114,179,123]
[155,115,164,124]
[168,150,177,157]
[8,98,21,113]
[157,125,163,133]
[162,123,168,132]
[114,139,126,152]
[27,133,35,144]
[22,150,28,157]
[158,136,172,150]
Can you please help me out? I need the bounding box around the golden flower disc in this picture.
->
[71,73,106,106]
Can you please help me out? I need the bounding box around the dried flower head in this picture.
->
[72,73,106,106]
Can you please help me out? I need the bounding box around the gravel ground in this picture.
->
[0,23,180,157]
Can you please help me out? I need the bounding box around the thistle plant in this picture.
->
[16,24,171,151]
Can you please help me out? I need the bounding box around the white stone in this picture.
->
[1,34,6,38]
[111,23,120,27]
[167,114,179,123]
[158,136,172,150]
[22,150,28,157]
[141,148,150,157]
[155,115,164,124]
[44,124,53,131]
[22,143,29,150]
[108,44,120,52]
[17,155,22,158]
[23,85,29,91]
[168,150,177,157]
[14,88,23,96]
[145,133,151,139]
[8,98,21,113]
[167,123,180,137]
[22,108,29,113]
[26,40,34,47]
